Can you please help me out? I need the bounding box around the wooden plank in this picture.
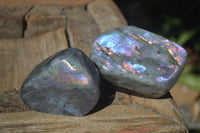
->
[25,5,67,37]
[0,28,68,90]
[0,87,188,132]
[0,90,30,113]
[0,83,188,132]
[0,105,185,133]
[0,0,93,7]
[87,0,127,32]
[129,93,188,130]
[110,91,188,131]
[0,6,31,38]
[65,2,188,132]
[0,3,188,132]
[66,7,100,56]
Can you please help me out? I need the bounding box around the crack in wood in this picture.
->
[129,95,188,133]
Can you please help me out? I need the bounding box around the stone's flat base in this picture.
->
[21,48,100,116]
[91,26,188,98]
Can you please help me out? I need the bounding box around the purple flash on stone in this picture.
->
[21,48,100,116]
[90,26,187,98]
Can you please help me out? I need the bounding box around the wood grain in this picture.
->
[0,6,31,38]
[0,1,188,132]
[0,83,188,132]
[25,5,67,37]
[0,28,68,90]
[0,90,30,113]
[87,0,127,32]
[171,83,200,105]
[0,105,185,133]
[0,0,93,7]
[130,94,188,130]
[66,7,100,56]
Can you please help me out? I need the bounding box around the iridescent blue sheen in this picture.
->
[91,26,187,98]
[21,48,100,116]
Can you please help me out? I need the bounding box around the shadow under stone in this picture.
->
[88,77,173,115]
[159,92,172,99]
[88,77,116,115]
[115,86,172,99]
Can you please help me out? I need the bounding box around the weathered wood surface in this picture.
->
[0,0,188,132]
[0,28,68,90]
[0,105,185,133]
[88,0,127,32]
[25,5,67,37]
[0,6,31,38]
[66,7,100,56]
[0,0,93,7]
[0,90,30,113]
[0,84,188,132]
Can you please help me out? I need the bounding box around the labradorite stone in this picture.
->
[21,48,100,116]
[90,26,187,98]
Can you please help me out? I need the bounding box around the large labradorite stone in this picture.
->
[21,48,100,116]
[90,26,187,98]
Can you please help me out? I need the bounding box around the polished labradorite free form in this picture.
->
[90,26,187,98]
[21,48,100,116]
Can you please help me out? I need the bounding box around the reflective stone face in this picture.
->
[91,26,187,98]
[21,48,100,116]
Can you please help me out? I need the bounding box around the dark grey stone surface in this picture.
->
[90,26,187,98]
[21,48,100,116]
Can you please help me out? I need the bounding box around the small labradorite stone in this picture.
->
[90,26,187,98]
[21,48,100,116]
